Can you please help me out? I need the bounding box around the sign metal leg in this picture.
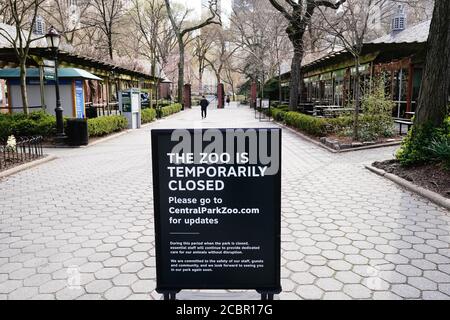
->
[163,292,177,300]
[260,292,275,300]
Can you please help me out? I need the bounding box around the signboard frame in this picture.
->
[151,128,282,300]
[73,79,85,119]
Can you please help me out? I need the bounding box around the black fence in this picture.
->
[0,136,44,171]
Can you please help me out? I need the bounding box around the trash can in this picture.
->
[66,118,89,146]
[86,106,97,118]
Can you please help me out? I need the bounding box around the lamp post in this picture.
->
[45,26,65,141]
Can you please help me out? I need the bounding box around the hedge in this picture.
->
[87,115,128,137]
[160,103,182,117]
[266,107,356,137]
[0,111,56,140]
[284,111,329,136]
[141,108,157,124]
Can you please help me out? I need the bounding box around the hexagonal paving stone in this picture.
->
[24,273,52,287]
[290,272,316,285]
[328,260,352,271]
[105,287,132,300]
[295,285,323,300]
[120,262,145,273]
[391,284,421,299]
[286,261,310,272]
[372,291,402,300]
[334,271,362,284]
[322,292,351,300]
[407,277,438,291]
[310,266,334,278]
[422,291,450,300]
[396,264,423,277]
[126,252,149,262]
[79,262,104,273]
[95,268,120,280]
[343,284,372,299]
[424,270,450,283]
[131,280,155,294]
[39,280,67,294]
[137,268,156,280]
[103,257,127,268]
[9,287,39,300]
[112,273,139,286]
[281,278,296,292]
[85,280,113,294]
[9,268,36,280]
[316,278,343,291]
[56,287,85,300]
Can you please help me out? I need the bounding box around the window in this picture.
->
[392,4,406,31]
[33,16,45,35]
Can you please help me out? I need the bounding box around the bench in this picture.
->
[394,119,413,135]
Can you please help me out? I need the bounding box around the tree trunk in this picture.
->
[352,57,361,140]
[289,46,303,111]
[278,65,282,103]
[199,69,203,95]
[19,62,29,115]
[108,33,113,60]
[415,0,450,127]
[177,40,184,103]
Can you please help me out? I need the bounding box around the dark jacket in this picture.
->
[200,98,209,108]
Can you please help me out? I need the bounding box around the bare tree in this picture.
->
[268,0,346,110]
[164,0,221,103]
[204,26,239,85]
[0,0,46,114]
[41,0,91,46]
[130,0,177,104]
[222,58,244,101]
[230,0,293,101]
[192,28,214,94]
[0,0,14,24]
[316,0,374,140]
[88,0,124,60]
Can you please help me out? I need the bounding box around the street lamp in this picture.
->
[45,26,65,141]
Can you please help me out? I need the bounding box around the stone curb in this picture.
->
[365,164,450,211]
[276,122,339,153]
[0,154,57,179]
[85,129,132,147]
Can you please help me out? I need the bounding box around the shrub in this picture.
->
[141,108,157,124]
[87,115,128,137]
[277,104,290,111]
[160,103,182,117]
[271,108,287,122]
[0,111,56,140]
[284,111,329,136]
[396,121,449,167]
[359,77,395,140]
[427,136,450,168]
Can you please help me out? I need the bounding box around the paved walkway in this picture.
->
[0,104,449,300]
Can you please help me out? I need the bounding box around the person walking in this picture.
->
[226,95,231,107]
[200,95,209,119]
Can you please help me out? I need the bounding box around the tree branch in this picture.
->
[268,0,292,20]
